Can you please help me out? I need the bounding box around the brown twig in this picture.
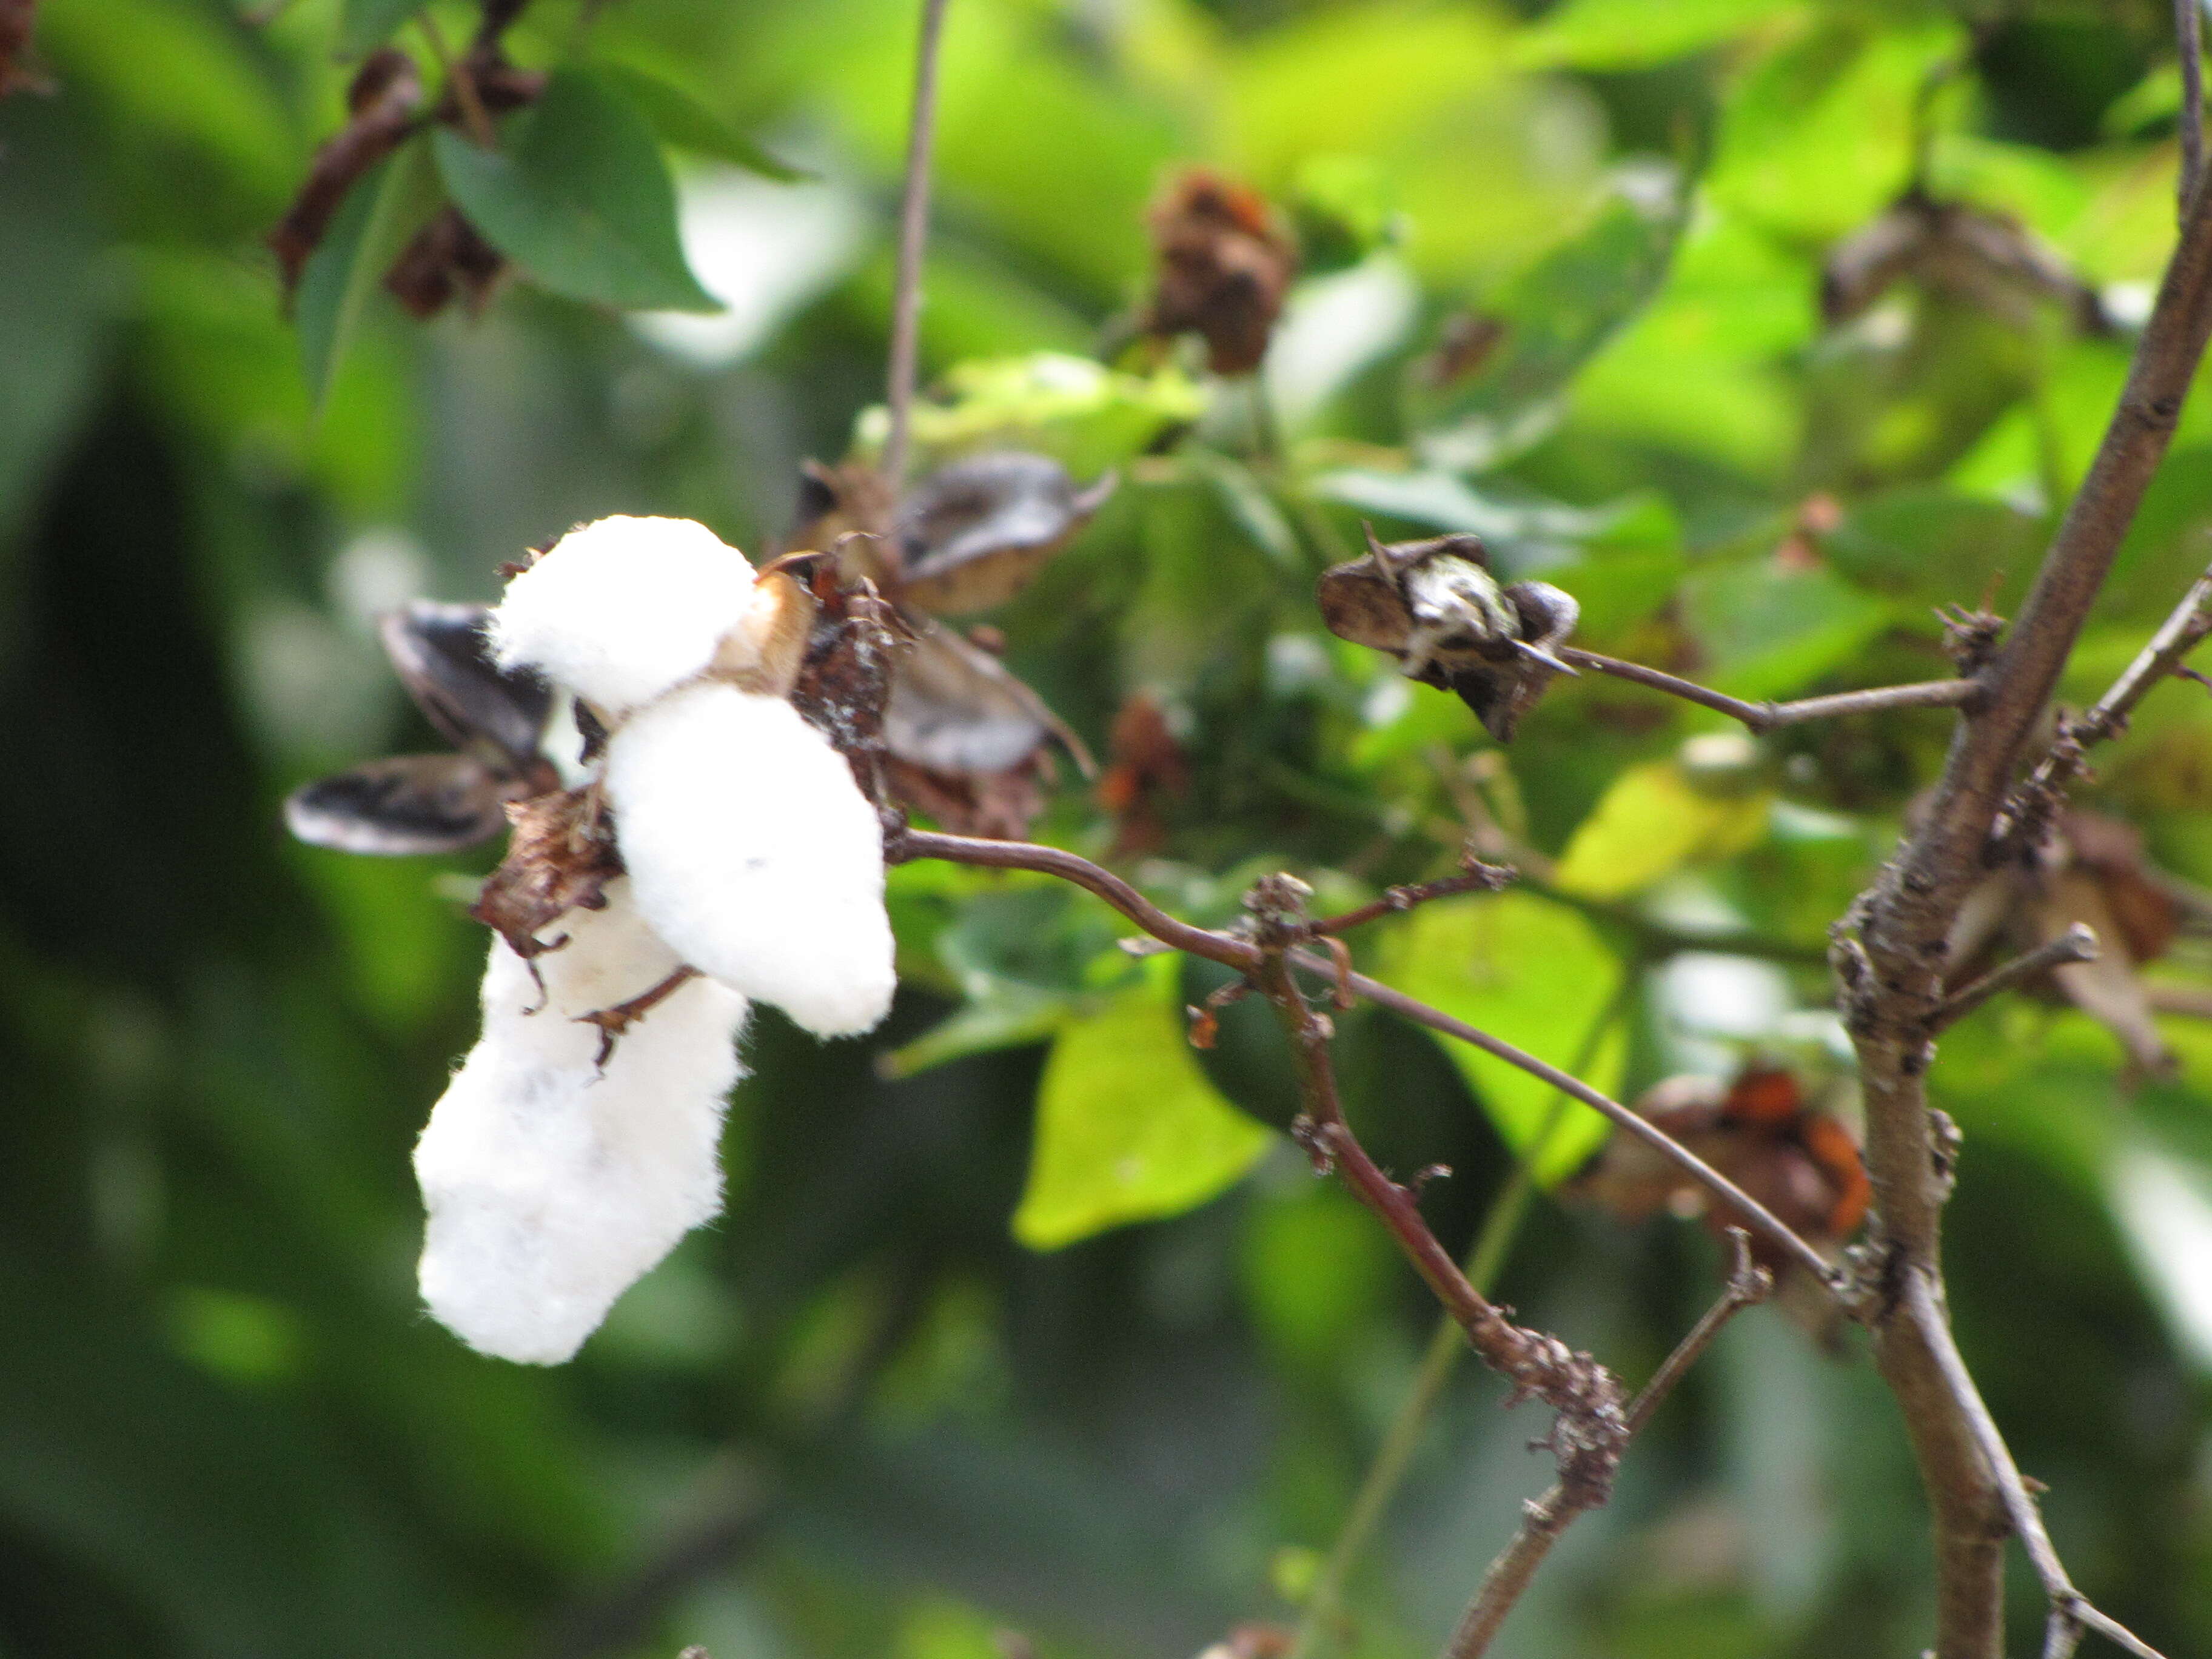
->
[1929,922,2099,1031]
[1836,122,2212,1659]
[2182,0,2205,220]
[1303,860,1517,937]
[883,0,951,487]
[1242,876,1625,1505]
[890,828,1840,1284]
[1557,648,1979,734]
[1439,1230,1774,1659]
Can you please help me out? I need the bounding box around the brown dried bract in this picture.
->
[882,751,1053,842]
[789,563,910,809]
[0,0,48,97]
[471,786,623,962]
[269,49,423,297]
[385,206,506,318]
[1141,169,1296,377]
[1316,528,1580,742]
[894,453,1118,615]
[1569,1065,1870,1270]
[1098,692,1188,856]
[1822,189,2110,335]
[1947,806,2183,1073]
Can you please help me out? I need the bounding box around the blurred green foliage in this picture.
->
[8,1,2212,1657]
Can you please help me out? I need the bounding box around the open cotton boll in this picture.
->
[414,879,749,1364]
[605,681,897,1039]
[489,516,761,716]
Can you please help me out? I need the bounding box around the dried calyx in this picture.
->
[785,451,1110,838]
[1317,528,1580,742]
[1139,169,1298,377]
[1821,187,2111,335]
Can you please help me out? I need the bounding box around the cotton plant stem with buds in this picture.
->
[892,828,1839,1283]
[1829,34,2212,1651]
[1290,977,1634,1659]
[1440,1232,1774,1659]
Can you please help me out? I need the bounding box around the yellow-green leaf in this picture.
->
[1013,964,1272,1251]
[1551,759,1774,900]
[1381,893,1626,1183]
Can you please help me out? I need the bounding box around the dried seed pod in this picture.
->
[1822,189,2108,334]
[1141,169,1297,377]
[284,601,558,856]
[269,48,423,297]
[1316,528,1580,741]
[893,452,1118,615]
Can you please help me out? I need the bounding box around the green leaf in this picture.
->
[432,69,720,313]
[1551,759,1773,900]
[881,987,1070,1080]
[590,62,806,181]
[1408,178,1689,472]
[294,136,443,406]
[1379,892,1625,1183]
[1312,468,1679,574]
[1818,488,2043,614]
[1513,0,1802,70]
[337,0,423,58]
[1187,450,1300,572]
[1680,560,1894,701]
[854,353,1205,477]
[1013,962,1272,1250]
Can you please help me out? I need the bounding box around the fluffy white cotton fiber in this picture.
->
[489,516,760,716]
[604,681,896,1038]
[414,879,749,1364]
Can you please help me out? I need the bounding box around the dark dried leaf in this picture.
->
[1098,692,1187,857]
[1822,190,2108,334]
[0,0,46,97]
[789,566,909,805]
[785,459,897,585]
[1569,1066,1869,1267]
[894,453,1116,615]
[384,206,506,318]
[269,49,423,297]
[1316,529,1580,741]
[883,618,1093,779]
[1141,169,1296,377]
[471,786,623,960]
[1416,310,1507,389]
[882,751,1051,842]
[378,599,554,777]
[284,752,514,855]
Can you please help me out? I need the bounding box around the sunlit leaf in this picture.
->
[1013,962,1272,1250]
[1513,0,1801,70]
[432,69,720,312]
[1379,893,1626,1182]
[855,353,1205,477]
[1552,759,1773,900]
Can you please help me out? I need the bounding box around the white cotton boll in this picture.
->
[605,681,896,1039]
[414,879,749,1364]
[489,516,760,715]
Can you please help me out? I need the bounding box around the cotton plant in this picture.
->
[409,515,894,1363]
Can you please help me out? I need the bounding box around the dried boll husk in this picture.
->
[1316,528,1580,742]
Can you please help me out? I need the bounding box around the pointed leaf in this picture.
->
[1013,963,1272,1250]
[590,62,806,181]
[1380,893,1624,1183]
[295,135,443,406]
[432,69,720,313]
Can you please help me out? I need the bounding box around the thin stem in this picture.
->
[883,0,951,488]
[1557,648,1980,734]
[1289,973,1633,1659]
[2182,0,2205,220]
[415,11,494,146]
[1304,862,1517,938]
[1902,1271,2168,1659]
[1930,923,2098,1031]
[1439,1231,1774,1659]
